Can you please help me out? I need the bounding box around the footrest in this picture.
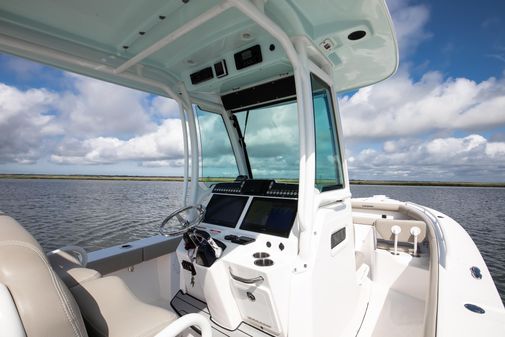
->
[170,291,273,337]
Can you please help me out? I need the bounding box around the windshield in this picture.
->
[235,100,299,180]
[311,74,344,191]
[196,107,239,182]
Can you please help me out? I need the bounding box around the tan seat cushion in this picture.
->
[72,276,178,337]
[0,214,88,337]
[352,216,376,225]
[374,219,427,243]
[49,250,101,288]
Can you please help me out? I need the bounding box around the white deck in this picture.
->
[357,246,429,337]
[360,284,425,337]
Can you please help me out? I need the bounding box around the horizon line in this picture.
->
[0,173,504,187]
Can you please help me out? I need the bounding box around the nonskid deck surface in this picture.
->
[171,291,272,337]
[359,285,425,337]
[356,248,429,337]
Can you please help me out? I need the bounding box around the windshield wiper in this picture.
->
[230,113,253,179]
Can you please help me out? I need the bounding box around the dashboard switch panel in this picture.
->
[213,179,298,198]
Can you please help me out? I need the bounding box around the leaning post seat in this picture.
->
[48,249,102,289]
[70,276,179,337]
[0,214,212,337]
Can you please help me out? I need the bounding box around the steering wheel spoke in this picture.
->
[175,213,189,226]
[159,204,206,237]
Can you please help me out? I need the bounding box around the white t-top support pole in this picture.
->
[179,84,201,206]
[177,100,190,206]
[226,0,313,240]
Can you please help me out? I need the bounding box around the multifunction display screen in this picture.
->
[234,45,262,70]
[203,195,248,228]
[240,198,297,238]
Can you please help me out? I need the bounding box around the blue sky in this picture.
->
[0,0,504,181]
[406,0,505,82]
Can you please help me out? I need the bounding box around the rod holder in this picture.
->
[410,226,421,256]
[391,225,401,255]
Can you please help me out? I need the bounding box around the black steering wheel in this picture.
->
[159,204,206,237]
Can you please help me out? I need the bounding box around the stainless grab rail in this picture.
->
[404,202,447,267]
[229,267,264,284]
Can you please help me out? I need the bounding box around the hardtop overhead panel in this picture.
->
[0,0,397,100]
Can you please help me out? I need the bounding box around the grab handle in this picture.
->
[229,267,264,284]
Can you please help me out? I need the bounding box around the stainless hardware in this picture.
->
[254,259,274,267]
[470,266,482,279]
[253,252,270,258]
[229,267,264,284]
[246,291,256,301]
[464,303,485,314]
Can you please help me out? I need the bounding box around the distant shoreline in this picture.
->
[0,174,184,182]
[0,174,504,188]
[350,180,505,188]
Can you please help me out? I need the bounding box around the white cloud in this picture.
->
[140,159,185,168]
[55,74,155,138]
[0,84,61,164]
[51,119,184,165]
[348,134,505,181]
[0,71,184,168]
[149,96,180,119]
[486,142,505,158]
[340,69,505,139]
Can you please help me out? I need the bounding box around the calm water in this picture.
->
[0,179,504,303]
[0,179,184,251]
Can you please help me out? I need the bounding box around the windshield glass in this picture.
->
[196,107,239,182]
[235,100,299,180]
[311,74,344,191]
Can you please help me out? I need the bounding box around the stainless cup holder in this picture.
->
[253,252,270,259]
[254,258,274,267]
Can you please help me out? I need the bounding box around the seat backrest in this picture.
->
[0,214,88,337]
[374,218,427,243]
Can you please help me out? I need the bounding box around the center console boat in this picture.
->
[0,0,504,336]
